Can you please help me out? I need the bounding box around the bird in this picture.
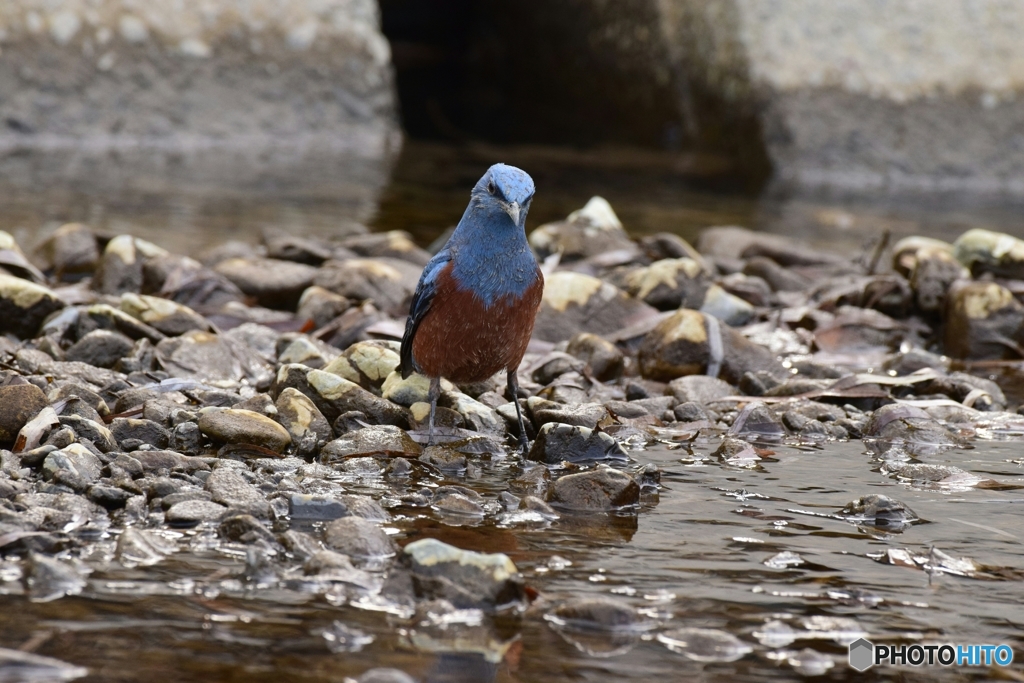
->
[399,163,543,452]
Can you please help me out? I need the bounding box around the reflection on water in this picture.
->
[2,437,1022,682]
[3,140,1023,261]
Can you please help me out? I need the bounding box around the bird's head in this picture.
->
[471,163,535,229]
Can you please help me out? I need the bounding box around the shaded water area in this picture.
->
[2,141,1024,682]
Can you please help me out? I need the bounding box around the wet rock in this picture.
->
[548,468,640,511]
[839,494,919,529]
[322,341,401,392]
[549,596,647,631]
[275,388,332,454]
[433,490,484,515]
[414,444,465,472]
[657,628,753,663]
[321,425,423,461]
[218,514,277,545]
[864,404,968,456]
[115,527,176,566]
[729,402,785,440]
[166,499,228,526]
[198,408,291,453]
[534,271,659,343]
[323,516,396,560]
[120,293,211,336]
[156,330,271,384]
[64,329,135,368]
[531,402,609,430]
[94,235,147,295]
[527,421,628,466]
[214,257,318,309]
[289,494,349,521]
[713,436,760,464]
[953,228,1024,279]
[921,372,1006,411]
[944,281,1024,360]
[401,537,526,611]
[0,383,48,444]
[666,375,735,405]
[639,309,784,384]
[296,286,352,329]
[314,258,421,315]
[565,333,624,381]
[27,553,87,602]
[0,274,66,339]
[307,369,409,426]
[108,419,169,450]
[205,467,270,518]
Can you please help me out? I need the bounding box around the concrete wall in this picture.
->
[658,0,1024,192]
[0,0,401,221]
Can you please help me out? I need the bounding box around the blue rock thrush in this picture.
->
[399,163,543,451]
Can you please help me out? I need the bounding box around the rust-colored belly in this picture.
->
[412,266,543,383]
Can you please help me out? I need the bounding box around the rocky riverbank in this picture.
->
[0,200,1022,681]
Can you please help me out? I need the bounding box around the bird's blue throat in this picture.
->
[447,211,538,308]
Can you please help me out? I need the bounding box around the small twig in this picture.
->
[866,229,891,275]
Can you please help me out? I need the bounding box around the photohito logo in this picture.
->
[849,638,1015,671]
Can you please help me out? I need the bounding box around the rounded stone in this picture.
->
[323,516,396,559]
[165,499,228,526]
[198,408,292,453]
[0,384,48,444]
[548,468,640,511]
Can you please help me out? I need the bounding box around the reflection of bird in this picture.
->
[400,164,543,451]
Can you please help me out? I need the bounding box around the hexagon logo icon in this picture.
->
[849,638,874,671]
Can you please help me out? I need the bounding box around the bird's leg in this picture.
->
[427,375,441,446]
[507,369,529,453]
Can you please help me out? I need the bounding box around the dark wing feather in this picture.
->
[400,249,451,378]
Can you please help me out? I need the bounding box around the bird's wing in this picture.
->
[400,248,452,378]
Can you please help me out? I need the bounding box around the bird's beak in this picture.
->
[504,201,521,226]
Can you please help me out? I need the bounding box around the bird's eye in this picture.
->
[486,181,496,195]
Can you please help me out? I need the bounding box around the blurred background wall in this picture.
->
[0,0,1022,242]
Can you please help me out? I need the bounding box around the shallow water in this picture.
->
[3,433,1023,682]
[3,140,1024,681]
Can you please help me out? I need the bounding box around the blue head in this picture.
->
[467,163,535,230]
[444,163,540,305]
